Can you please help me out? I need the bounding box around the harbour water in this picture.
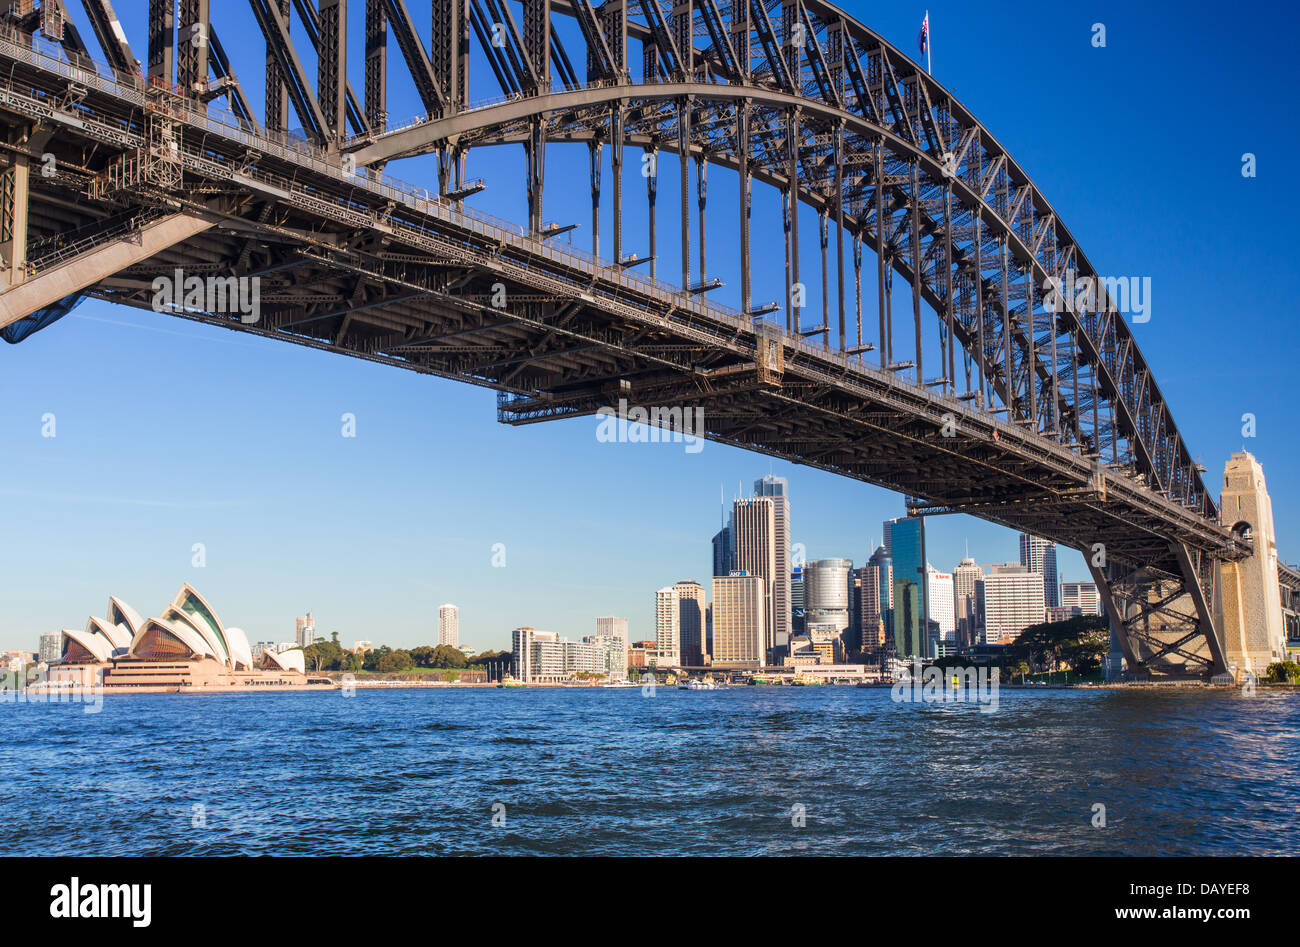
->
[2,686,1296,856]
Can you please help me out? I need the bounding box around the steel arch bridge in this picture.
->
[0,0,1266,676]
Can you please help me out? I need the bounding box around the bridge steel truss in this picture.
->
[0,0,1255,676]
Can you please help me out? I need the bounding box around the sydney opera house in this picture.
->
[47,583,324,691]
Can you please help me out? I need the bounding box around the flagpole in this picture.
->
[926,10,932,75]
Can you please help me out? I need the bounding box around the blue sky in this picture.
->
[2,0,1297,652]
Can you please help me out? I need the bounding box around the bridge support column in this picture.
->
[527,120,545,234]
[1214,451,1287,680]
[589,139,601,258]
[610,108,623,263]
[737,99,750,313]
[1088,549,1227,680]
[0,129,31,292]
[696,151,706,285]
[678,98,690,290]
[177,0,210,97]
[834,124,844,353]
[645,144,657,278]
[786,107,800,332]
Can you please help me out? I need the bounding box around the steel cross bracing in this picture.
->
[0,1,1254,677]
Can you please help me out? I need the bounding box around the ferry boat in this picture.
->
[497,676,525,688]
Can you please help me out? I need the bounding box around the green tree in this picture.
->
[376,649,414,673]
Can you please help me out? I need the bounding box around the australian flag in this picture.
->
[918,12,930,58]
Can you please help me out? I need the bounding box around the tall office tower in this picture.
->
[790,566,805,636]
[753,475,791,656]
[295,611,315,648]
[861,545,893,657]
[954,556,983,647]
[673,580,706,665]
[804,559,853,645]
[38,631,62,663]
[733,495,782,659]
[1019,533,1060,609]
[1060,582,1102,617]
[883,518,902,559]
[926,566,956,655]
[977,565,1047,644]
[438,603,460,647]
[595,616,630,660]
[704,603,713,658]
[712,524,733,577]
[890,518,927,657]
[655,586,682,666]
[711,572,767,667]
[848,568,865,655]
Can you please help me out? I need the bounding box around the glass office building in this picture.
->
[890,517,927,657]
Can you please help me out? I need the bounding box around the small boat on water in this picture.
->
[677,678,718,690]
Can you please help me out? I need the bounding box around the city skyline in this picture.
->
[2,0,1297,658]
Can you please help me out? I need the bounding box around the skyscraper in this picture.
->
[674,580,706,665]
[954,556,983,648]
[711,572,767,667]
[861,545,893,657]
[295,612,315,648]
[978,564,1047,644]
[655,586,681,666]
[1019,533,1060,609]
[712,524,733,577]
[438,603,459,647]
[595,616,629,676]
[790,565,805,636]
[926,566,956,655]
[890,517,927,657]
[804,558,853,638]
[733,495,782,660]
[753,475,792,656]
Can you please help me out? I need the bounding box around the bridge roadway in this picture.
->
[0,3,1268,677]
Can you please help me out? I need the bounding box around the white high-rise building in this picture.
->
[953,557,983,642]
[804,559,852,645]
[1019,534,1060,609]
[977,565,1047,644]
[585,634,629,680]
[595,616,629,675]
[753,476,792,653]
[711,572,767,667]
[438,603,460,648]
[511,627,567,683]
[926,566,956,650]
[295,612,315,648]
[1061,582,1102,617]
[733,495,782,658]
[655,587,681,666]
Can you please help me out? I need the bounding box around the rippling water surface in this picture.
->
[2,686,1297,855]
